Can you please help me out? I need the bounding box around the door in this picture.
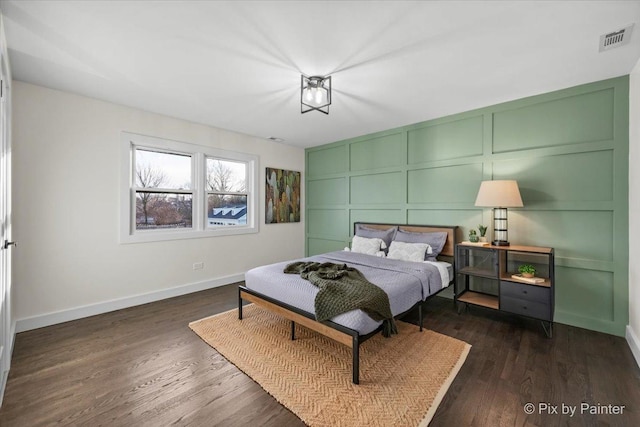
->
[0,20,11,405]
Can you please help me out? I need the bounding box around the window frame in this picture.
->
[205,156,249,228]
[120,132,259,244]
[133,146,196,231]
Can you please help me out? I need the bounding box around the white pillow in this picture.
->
[351,235,387,256]
[387,241,431,262]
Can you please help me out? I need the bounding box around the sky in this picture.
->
[136,149,246,190]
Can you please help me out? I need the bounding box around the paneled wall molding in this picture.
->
[306,76,629,336]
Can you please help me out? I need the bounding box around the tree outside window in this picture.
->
[134,149,193,230]
[121,132,259,243]
[206,158,247,227]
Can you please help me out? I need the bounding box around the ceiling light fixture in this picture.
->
[301,75,331,114]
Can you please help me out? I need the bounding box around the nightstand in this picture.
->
[455,243,555,337]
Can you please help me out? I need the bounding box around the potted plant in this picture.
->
[468,229,479,243]
[518,264,536,278]
[478,224,488,242]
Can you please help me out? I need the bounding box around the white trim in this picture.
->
[0,11,12,409]
[0,321,13,407]
[0,369,6,407]
[626,325,640,368]
[8,320,14,355]
[15,274,243,333]
[120,131,259,244]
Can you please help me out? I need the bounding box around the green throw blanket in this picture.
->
[283,261,398,337]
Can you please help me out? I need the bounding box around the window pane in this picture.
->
[136,149,192,190]
[136,192,193,230]
[206,158,246,193]
[207,195,247,227]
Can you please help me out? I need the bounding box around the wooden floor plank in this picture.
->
[0,283,638,426]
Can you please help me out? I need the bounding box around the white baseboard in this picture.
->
[626,325,640,369]
[15,274,243,333]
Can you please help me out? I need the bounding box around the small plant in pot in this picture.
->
[478,225,488,242]
[468,229,479,243]
[518,264,536,278]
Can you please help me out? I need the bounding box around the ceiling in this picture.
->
[1,1,639,148]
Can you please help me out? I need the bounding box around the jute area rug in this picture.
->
[189,304,471,427]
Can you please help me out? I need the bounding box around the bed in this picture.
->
[238,222,459,384]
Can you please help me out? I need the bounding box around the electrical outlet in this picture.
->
[193,262,204,270]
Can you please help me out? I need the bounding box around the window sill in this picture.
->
[119,225,259,244]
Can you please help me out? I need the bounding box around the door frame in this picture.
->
[0,12,13,406]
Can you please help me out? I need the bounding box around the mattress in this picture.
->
[244,250,452,335]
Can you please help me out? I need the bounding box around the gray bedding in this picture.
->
[244,250,452,335]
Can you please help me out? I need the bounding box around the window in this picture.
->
[135,149,193,230]
[206,158,247,228]
[120,132,259,243]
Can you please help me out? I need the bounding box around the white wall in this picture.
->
[629,60,640,367]
[12,81,305,330]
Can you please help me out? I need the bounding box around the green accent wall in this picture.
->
[305,76,629,337]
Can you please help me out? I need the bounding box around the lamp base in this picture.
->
[492,240,510,246]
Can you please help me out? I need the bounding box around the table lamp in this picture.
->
[474,180,523,246]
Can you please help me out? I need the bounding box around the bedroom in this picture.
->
[0,0,639,426]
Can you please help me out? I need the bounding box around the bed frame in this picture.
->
[238,222,459,384]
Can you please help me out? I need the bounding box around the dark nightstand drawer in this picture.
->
[500,281,550,303]
[500,295,552,321]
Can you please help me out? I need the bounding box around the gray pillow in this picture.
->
[354,224,397,253]
[394,229,448,261]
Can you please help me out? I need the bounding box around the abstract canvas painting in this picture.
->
[266,168,301,223]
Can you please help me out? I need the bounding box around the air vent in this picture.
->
[599,24,634,52]
[267,137,284,142]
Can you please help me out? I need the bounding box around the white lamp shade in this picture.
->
[474,180,523,208]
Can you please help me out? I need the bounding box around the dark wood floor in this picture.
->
[0,284,638,426]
